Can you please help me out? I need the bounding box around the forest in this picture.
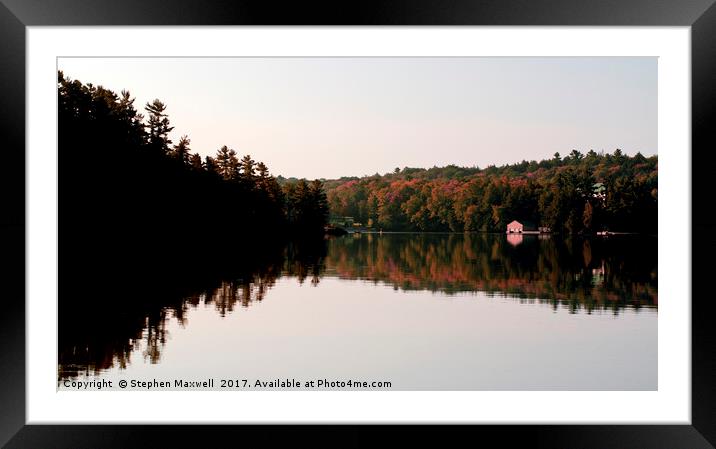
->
[60,70,656,252]
[59,71,329,276]
[323,150,657,234]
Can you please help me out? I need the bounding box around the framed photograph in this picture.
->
[2,0,715,447]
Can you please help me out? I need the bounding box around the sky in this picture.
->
[58,57,657,180]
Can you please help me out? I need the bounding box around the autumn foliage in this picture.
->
[324,151,657,234]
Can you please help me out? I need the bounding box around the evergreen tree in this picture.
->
[204,155,219,175]
[144,99,174,153]
[172,135,191,165]
[309,179,329,226]
[240,154,256,184]
[189,153,203,172]
[215,146,239,180]
[256,162,271,193]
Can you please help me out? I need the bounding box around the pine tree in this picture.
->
[172,135,191,165]
[189,153,203,172]
[144,99,174,153]
[216,146,239,180]
[309,179,329,227]
[240,154,256,184]
[204,155,218,175]
[256,162,270,191]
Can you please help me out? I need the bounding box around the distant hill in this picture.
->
[320,150,657,234]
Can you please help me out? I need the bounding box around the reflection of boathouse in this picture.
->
[506,233,523,247]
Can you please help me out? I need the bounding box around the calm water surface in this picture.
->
[59,233,657,390]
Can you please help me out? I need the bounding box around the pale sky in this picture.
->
[58,57,657,180]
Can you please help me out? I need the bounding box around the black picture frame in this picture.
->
[1,1,714,447]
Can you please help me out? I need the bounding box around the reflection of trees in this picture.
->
[326,233,657,312]
[58,234,656,380]
[283,240,326,286]
[58,238,326,380]
[204,276,276,317]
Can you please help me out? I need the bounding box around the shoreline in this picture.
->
[331,229,656,237]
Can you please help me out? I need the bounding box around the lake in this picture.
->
[58,233,657,390]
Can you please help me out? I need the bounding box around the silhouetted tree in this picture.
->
[239,154,256,184]
[58,71,331,275]
[145,99,174,153]
[189,153,203,172]
[310,179,330,226]
[216,146,239,181]
[171,135,191,165]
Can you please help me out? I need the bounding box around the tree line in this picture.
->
[324,150,657,234]
[59,71,328,270]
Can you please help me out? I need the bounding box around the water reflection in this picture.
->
[58,239,326,379]
[326,233,657,310]
[58,233,656,380]
[506,233,523,247]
